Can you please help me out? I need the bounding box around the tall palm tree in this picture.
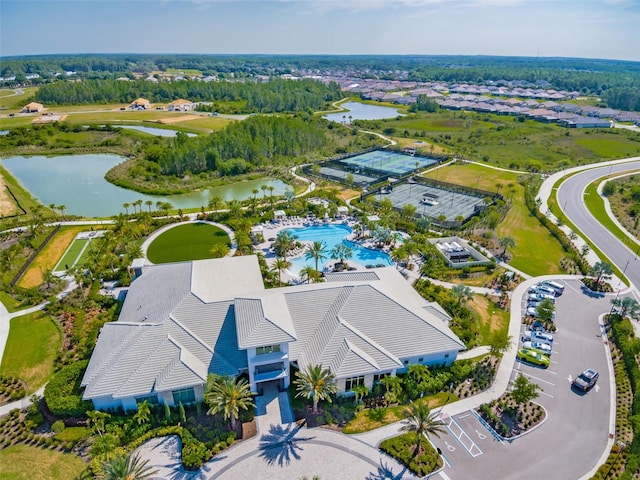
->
[101,452,158,480]
[204,374,255,431]
[451,284,473,305]
[57,204,66,220]
[145,200,153,213]
[123,203,131,215]
[330,243,353,268]
[294,364,338,415]
[271,257,291,284]
[499,236,516,258]
[299,265,318,284]
[400,402,445,456]
[304,240,328,273]
[133,400,151,425]
[274,230,296,261]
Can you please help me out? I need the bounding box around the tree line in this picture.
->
[34,78,343,113]
[154,114,338,176]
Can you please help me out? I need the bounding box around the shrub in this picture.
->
[182,440,209,470]
[51,420,66,434]
[44,361,93,417]
[380,433,442,477]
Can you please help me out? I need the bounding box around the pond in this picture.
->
[324,101,403,122]
[286,224,393,274]
[117,125,198,137]
[1,154,288,218]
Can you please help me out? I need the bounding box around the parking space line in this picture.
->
[539,390,555,398]
[514,369,556,386]
[439,471,452,480]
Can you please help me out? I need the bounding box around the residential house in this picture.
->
[21,102,44,113]
[168,99,196,112]
[130,98,151,110]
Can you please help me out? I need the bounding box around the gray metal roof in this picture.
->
[234,296,296,349]
[324,271,380,282]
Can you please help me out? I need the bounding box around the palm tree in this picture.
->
[133,400,151,425]
[274,230,296,261]
[451,284,473,305]
[261,184,268,200]
[304,240,328,273]
[101,452,158,480]
[299,265,318,284]
[590,261,613,284]
[204,374,255,431]
[330,243,353,268]
[133,199,143,214]
[294,364,338,415]
[268,185,275,207]
[145,200,153,213]
[123,203,131,215]
[87,409,110,437]
[499,236,516,258]
[400,402,445,456]
[271,257,291,284]
[57,204,67,220]
[611,297,640,319]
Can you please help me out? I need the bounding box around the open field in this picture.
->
[424,162,565,276]
[0,87,38,111]
[147,223,231,264]
[471,294,509,345]
[0,311,61,393]
[368,111,640,170]
[0,444,86,480]
[18,226,87,288]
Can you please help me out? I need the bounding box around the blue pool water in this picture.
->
[286,224,393,274]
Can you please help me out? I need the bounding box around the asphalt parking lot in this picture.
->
[429,279,613,480]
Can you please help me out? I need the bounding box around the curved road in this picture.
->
[557,160,640,291]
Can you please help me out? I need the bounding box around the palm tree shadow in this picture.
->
[258,423,314,467]
[366,459,409,480]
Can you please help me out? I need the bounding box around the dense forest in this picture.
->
[151,114,364,176]
[34,78,343,113]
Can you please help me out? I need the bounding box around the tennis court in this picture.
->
[319,166,378,185]
[378,183,486,222]
[340,150,437,176]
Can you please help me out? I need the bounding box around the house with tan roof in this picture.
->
[129,98,150,110]
[82,256,464,411]
[21,102,44,113]
[168,99,196,112]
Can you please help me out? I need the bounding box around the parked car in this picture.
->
[525,306,557,321]
[528,292,555,303]
[572,368,599,391]
[517,348,550,368]
[531,320,548,332]
[540,280,565,295]
[522,329,553,345]
[522,340,552,355]
[531,284,557,297]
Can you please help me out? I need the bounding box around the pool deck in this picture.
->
[254,217,407,284]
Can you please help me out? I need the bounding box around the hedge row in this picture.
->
[43,361,93,417]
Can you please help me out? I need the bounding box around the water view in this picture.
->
[1,154,287,218]
[324,101,403,122]
[286,224,393,274]
[118,125,198,137]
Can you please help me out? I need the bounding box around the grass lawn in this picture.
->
[55,426,91,443]
[147,223,231,264]
[0,291,22,313]
[0,87,38,111]
[424,162,565,276]
[18,226,86,288]
[0,444,86,480]
[54,238,88,272]
[343,392,452,434]
[0,311,61,393]
[471,295,510,346]
[174,116,234,132]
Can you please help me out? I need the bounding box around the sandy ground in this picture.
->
[31,114,68,123]
[0,175,18,217]
[157,114,202,124]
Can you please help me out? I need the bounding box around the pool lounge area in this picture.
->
[253,219,395,280]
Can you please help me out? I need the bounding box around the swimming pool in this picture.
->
[286,224,393,275]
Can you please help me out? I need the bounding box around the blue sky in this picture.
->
[1,0,639,61]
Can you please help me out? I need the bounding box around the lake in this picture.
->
[324,101,402,122]
[117,126,198,137]
[1,154,288,218]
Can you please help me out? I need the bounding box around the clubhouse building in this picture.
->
[82,256,464,411]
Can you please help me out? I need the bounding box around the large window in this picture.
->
[373,373,390,384]
[135,394,158,405]
[344,376,365,391]
[256,344,281,355]
[172,387,195,405]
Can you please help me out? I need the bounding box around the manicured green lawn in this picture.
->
[0,444,86,480]
[54,238,88,272]
[0,311,61,393]
[147,223,231,264]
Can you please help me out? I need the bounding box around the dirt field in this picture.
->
[0,175,18,217]
[157,114,202,124]
[31,114,68,124]
[18,227,85,288]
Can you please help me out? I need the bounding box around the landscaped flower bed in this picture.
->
[477,393,545,439]
[0,375,27,404]
[379,432,443,477]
